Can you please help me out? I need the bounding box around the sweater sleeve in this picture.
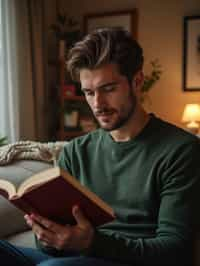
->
[83,141,200,266]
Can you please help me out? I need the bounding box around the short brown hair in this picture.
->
[67,27,144,83]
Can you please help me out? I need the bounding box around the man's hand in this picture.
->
[24,205,94,252]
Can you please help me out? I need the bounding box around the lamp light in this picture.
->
[182,104,200,134]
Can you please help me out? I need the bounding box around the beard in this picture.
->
[94,90,137,131]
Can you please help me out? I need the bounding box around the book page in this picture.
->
[18,167,60,196]
[0,180,16,199]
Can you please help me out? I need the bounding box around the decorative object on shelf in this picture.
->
[141,59,162,102]
[63,84,76,97]
[183,16,200,91]
[64,110,79,129]
[0,137,7,147]
[50,12,81,59]
[63,101,80,130]
[182,103,200,134]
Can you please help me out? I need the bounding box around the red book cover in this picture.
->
[0,168,115,227]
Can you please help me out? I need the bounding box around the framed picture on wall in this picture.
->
[183,16,200,91]
[83,9,138,39]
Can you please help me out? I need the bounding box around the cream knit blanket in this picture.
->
[0,141,68,166]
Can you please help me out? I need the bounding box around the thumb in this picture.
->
[72,205,91,227]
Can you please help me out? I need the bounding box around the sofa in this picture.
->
[0,159,52,248]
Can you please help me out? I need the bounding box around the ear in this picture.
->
[131,70,144,97]
[132,70,144,88]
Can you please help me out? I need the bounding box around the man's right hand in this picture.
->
[24,205,94,252]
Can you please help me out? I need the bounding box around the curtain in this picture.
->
[26,0,48,141]
[0,0,47,142]
[0,0,20,142]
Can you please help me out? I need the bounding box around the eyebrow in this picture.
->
[81,82,118,92]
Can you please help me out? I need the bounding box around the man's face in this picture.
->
[80,64,137,131]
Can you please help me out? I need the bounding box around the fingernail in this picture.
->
[24,214,29,219]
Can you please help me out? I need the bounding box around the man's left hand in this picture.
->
[24,205,94,252]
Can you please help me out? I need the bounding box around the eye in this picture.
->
[84,90,94,97]
[103,84,117,92]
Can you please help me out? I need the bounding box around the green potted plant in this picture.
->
[50,12,81,58]
[141,59,162,103]
[0,136,7,147]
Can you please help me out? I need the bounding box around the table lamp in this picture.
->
[182,104,200,134]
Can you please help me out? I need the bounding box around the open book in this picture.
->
[0,167,115,226]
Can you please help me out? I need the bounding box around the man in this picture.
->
[0,27,200,266]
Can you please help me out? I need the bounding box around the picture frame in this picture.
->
[183,16,200,91]
[83,9,138,39]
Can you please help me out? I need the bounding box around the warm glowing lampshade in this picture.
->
[182,104,200,133]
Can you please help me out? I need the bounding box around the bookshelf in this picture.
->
[58,59,97,140]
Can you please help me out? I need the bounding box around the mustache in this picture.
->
[94,108,115,116]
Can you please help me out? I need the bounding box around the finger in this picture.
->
[31,220,46,236]
[72,205,91,228]
[24,215,33,227]
[30,213,63,233]
[32,221,55,245]
[33,221,71,250]
[24,214,29,220]
[40,241,50,247]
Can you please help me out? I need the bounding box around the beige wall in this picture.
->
[60,0,200,128]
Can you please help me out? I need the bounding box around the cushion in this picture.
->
[6,230,36,248]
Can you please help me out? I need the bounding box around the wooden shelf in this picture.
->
[63,95,85,101]
[58,59,94,141]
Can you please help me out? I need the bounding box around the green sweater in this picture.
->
[37,114,200,265]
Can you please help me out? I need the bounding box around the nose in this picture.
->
[93,91,106,109]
